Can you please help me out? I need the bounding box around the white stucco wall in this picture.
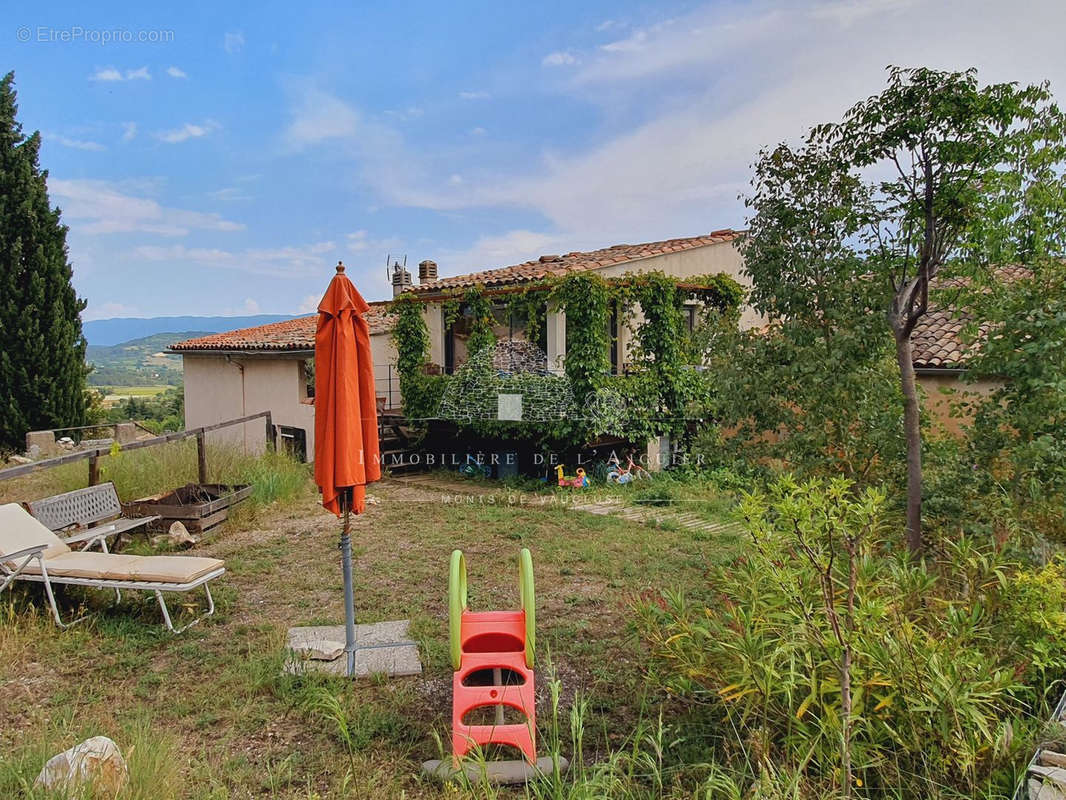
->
[182,354,316,461]
[183,333,399,462]
[370,331,401,409]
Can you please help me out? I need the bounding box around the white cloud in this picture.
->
[347,230,369,251]
[596,19,621,31]
[89,67,123,82]
[90,66,152,82]
[459,90,491,100]
[384,106,424,121]
[268,1,1066,282]
[50,179,245,236]
[166,66,188,78]
[298,294,320,313]
[437,230,574,274]
[121,122,137,142]
[366,0,1066,259]
[470,127,487,136]
[242,298,260,313]
[133,241,339,278]
[208,186,252,201]
[156,121,219,144]
[284,88,361,147]
[224,31,244,54]
[542,51,578,67]
[47,134,105,152]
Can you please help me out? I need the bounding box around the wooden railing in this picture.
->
[0,412,276,485]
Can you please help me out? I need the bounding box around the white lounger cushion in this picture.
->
[0,502,72,562]
[1,503,223,584]
[18,552,223,583]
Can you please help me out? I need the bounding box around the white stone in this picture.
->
[292,638,345,661]
[35,736,128,797]
[167,521,196,548]
[9,455,32,465]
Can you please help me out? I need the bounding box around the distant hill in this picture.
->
[83,314,297,346]
[87,332,212,387]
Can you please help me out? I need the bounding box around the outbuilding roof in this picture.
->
[170,304,396,352]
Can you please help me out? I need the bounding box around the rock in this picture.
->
[293,639,345,661]
[57,437,76,450]
[28,444,40,459]
[9,455,32,465]
[1030,765,1066,798]
[167,521,196,548]
[1031,776,1066,800]
[35,736,128,797]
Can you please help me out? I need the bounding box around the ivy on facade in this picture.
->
[391,270,743,446]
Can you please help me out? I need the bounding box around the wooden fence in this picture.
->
[0,412,276,485]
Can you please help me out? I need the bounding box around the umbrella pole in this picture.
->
[340,491,357,678]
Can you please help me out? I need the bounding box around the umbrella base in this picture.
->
[421,756,569,784]
[286,621,422,678]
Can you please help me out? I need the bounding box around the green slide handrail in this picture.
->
[519,548,535,668]
[449,550,468,670]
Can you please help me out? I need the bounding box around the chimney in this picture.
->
[391,260,412,297]
[418,259,438,283]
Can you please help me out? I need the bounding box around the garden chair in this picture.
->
[0,503,224,633]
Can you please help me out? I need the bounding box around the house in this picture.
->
[169,304,396,461]
[169,229,990,460]
[403,230,756,375]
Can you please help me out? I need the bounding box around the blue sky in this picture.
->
[8,0,1066,319]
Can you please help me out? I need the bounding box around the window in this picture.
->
[278,426,307,462]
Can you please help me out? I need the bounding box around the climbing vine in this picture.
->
[463,286,497,357]
[549,273,611,405]
[392,292,429,379]
[390,271,743,446]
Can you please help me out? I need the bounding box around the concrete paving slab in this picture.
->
[286,621,422,678]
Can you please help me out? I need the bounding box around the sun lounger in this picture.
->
[0,503,224,633]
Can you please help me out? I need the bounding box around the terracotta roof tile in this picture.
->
[910,310,977,368]
[170,304,396,352]
[911,266,1031,367]
[408,230,743,294]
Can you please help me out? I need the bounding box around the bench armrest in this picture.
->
[63,524,117,548]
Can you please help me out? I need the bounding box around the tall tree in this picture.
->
[744,67,1065,551]
[0,72,87,452]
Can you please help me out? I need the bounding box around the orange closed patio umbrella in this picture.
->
[314,261,381,677]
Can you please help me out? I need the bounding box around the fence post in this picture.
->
[88,454,99,486]
[265,412,276,452]
[196,431,208,484]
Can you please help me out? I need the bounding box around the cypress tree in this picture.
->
[0,72,88,452]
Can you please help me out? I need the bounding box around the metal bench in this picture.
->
[27,482,160,545]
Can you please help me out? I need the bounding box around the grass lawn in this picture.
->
[0,469,742,798]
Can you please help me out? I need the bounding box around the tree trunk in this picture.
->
[895,333,923,552]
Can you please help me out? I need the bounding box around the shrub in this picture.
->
[636,476,1066,798]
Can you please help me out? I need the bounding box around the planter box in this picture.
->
[122,483,252,535]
